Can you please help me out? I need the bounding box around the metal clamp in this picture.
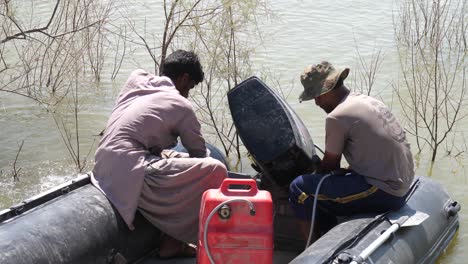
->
[218,204,231,219]
[445,200,461,218]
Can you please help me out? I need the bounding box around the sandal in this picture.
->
[158,235,197,259]
[177,243,197,258]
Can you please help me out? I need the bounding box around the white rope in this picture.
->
[305,173,332,249]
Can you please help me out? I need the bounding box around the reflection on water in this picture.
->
[0,0,466,263]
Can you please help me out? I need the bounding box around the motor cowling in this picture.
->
[228,76,317,186]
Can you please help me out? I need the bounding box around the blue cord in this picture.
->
[306,173,332,249]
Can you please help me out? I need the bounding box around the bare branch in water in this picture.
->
[12,140,24,182]
[394,0,467,162]
[0,0,60,44]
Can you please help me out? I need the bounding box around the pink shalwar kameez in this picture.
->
[92,69,227,243]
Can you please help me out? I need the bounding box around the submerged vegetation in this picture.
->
[394,0,467,162]
[0,0,466,176]
[0,0,117,173]
[0,0,273,173]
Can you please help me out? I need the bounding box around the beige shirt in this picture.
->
[325,93,414,196]
[92,69,207,228]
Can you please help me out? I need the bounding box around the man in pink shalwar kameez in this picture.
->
[91,50,227,258]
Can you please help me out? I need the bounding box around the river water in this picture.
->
[0,0,466,263]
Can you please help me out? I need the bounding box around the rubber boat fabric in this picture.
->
[0,76,461,264]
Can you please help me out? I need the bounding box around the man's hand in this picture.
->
[317,151,342,173]
[306,155,322,173]
[161,149,189,158]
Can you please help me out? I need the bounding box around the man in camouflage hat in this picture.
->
[298,61,349,104]
[289,61,415,241]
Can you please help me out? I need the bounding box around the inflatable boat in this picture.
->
[0,77,461,264]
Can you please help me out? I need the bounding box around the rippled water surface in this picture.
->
[0,0,466,263]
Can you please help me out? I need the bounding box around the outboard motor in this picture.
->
[228,76,317,186]
[228,76,319,252]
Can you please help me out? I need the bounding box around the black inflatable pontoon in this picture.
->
[0,143,229,264]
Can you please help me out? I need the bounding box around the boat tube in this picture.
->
[0,143,229,264]
[291,176,460,264]
[0,174,458,264]
[0,174,159,264]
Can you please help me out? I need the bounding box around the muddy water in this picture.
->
[0,1,465,263]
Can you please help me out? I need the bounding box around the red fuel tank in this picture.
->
[198,178,273,264]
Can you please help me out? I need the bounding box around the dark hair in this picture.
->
[161,50,204,84]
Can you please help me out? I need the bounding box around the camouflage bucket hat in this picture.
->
[299,61,350,102]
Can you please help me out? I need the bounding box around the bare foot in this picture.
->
[159,235,196,259]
